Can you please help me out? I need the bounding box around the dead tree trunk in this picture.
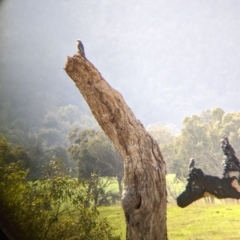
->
[64,54,167,240]
[177,137,240,208]
[177,168,240,207]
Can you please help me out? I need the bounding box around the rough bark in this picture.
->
[64,54,167,240]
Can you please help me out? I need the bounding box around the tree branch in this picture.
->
[177,137,240,208]
[177,168,240,208]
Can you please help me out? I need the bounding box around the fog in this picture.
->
[1,0,240,130]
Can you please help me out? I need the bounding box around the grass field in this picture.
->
[167,203,240,240]
[99,203,240,240]
[100,175,240,239]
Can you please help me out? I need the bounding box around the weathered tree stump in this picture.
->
[64,53,167,239]
[177,137,240,208]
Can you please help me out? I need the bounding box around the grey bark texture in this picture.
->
[64,54,167,240]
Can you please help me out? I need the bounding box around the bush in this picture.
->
[0,137,120,240]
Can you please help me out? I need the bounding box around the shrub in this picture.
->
[0,137,120,240]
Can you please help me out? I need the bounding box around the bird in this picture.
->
[76,39,85,57]
[188,158,195,172]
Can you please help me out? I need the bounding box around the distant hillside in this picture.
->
[0,0,240,129]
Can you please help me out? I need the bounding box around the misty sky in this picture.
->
[1,0,240,128]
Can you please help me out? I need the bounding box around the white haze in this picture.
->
[0,0,240,128]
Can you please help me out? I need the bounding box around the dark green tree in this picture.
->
[87,130,123,195]
[68,128,123,204]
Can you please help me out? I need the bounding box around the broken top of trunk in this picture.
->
[221,137,240,178]
[64,53,167,240]
[177,137,240,208]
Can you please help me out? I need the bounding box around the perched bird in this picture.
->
[188,158,195,172]
[76,39,85,57]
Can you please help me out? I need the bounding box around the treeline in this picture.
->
[0,104,95,178]
[160,107,240,178]
[1,106,240,183]
[0,103,124,196]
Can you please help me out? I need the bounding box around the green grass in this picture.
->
[99,203,240,240]
[104,177,120,193]
[168,203,240,240]
[30,176,240,239]
[98,206,125,239]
